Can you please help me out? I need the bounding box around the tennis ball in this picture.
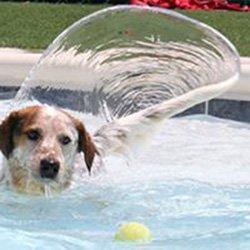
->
[115,222,152,242]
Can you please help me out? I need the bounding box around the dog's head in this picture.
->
[0,105,97,195]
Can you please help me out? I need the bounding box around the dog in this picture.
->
[0,81,230,195]
[0,105,98,195]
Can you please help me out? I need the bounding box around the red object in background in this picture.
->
[131,0,250,10]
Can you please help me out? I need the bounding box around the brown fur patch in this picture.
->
[0,106,41,158]
[73,118,98,173]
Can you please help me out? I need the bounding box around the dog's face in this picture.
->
[0,105,97,195]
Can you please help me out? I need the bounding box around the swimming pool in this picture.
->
[0,98,250,249]
[0,4,246,249]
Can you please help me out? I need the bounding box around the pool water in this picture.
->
[0,100,250,249]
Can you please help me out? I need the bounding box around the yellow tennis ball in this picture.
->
[115,222,152,242]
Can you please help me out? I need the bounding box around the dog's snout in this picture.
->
[40,158,60,179]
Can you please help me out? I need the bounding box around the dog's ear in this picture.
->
[0,106,40,158]
[0,111,23,158]
[74,119,98,173]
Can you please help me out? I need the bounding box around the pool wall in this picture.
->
[0,48,250,122]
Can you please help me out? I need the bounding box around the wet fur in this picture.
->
[0,105,97,195]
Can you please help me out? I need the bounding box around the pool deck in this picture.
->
[0,48,249,101]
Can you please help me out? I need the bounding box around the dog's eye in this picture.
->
[60,136,71,145]
[27,130,40,141]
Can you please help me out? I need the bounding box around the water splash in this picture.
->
[25,171,32,192]
[44,184,52,198]
[13,6,239,122]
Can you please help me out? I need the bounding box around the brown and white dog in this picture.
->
[0,84,223,195]
[0,105,98,195]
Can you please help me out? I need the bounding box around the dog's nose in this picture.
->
[40,159,60,179]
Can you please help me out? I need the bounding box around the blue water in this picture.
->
[1,101,250,249]
[1,181,250,249]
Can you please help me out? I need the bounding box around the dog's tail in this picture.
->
[93,74,238,157]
